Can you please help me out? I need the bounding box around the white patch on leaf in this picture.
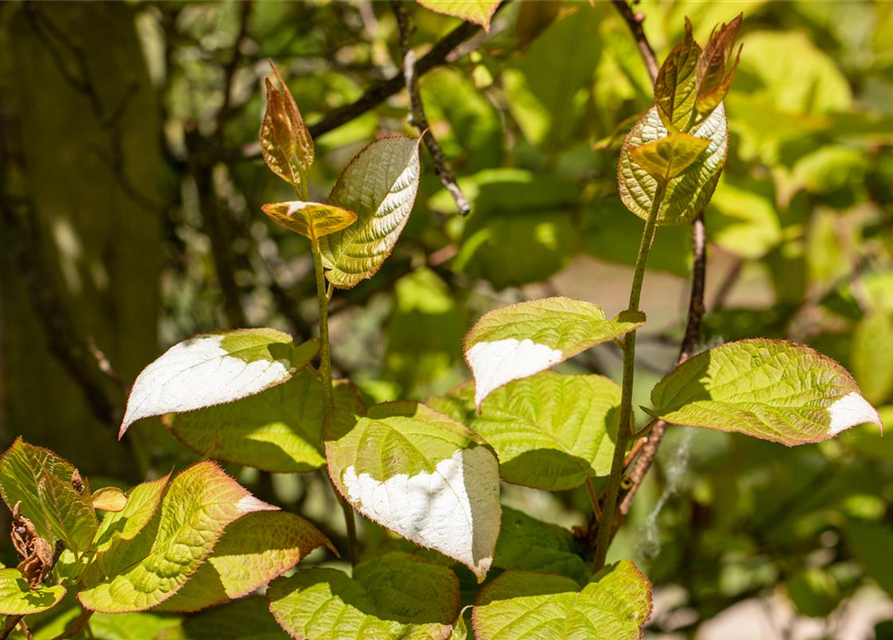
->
[467,339,564,409]
[342,447,500,581]
[235,494,278,514]
[120,335,291,438]
[827,392,883,436]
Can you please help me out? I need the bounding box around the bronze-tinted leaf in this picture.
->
[628,132,710,184]
[696,14,743,116]
[260,61,315,188]
[261,201,357,240]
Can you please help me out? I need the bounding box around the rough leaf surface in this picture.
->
[260,62,314,188]
[628,133,710,184]
[268,553,459,640]
[120,330,317,438]
[155,511,332,613]
[654,24,701,131]
[0,568,66,615]
[79,462,275,613]
[325,401,501,580]
[320,136,421,289]
[472,561,652,640]
[416,0,501,30]
[618,104,729,225]
[92,474,171,555]
[0,438,97,553]
[464,297,643,409]
[471,372,620,490]
[651,339,883,446]
[165,371,364,473]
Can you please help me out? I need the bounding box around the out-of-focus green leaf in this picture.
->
[157,597,289,640]
[707,179,781,259]
[851,311,893,405]
[787,568,841,618]
[845,519,893,598]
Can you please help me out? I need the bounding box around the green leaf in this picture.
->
[78,461,275,613]
[165,371,363,473]
[707,178,782,259]
[120,330,317,438]
[261,201,356,240]
[654,21,702,131]
[472,561,652,639]
[695,14,742,116]
[416,0,501,30]
[0,568,65,615]
[325,401,501,580]
[157,597,289,640]
[88,612,180,640]
[618,104,729,225]
[628,133,710,184]
[154,511,332,613]
[260,61,314,188]
[268,553,460,640]
[494,507,590,585]
[787,568,841,618]
[91,487,128,512]
[463,297,644,409]
[0,438,97,553]
[650,339,883,446]
[320,136,421,289]
[471,372,620,490]
[845,519,893,599]
[92,474,170,556]
[852,311,893,405]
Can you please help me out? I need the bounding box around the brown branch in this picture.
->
[611,0,659,83]
[391,0,470,216]
[240,7,505,158]
[0,615,22,640]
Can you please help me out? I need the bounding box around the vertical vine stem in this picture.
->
[593,182,666,570]
[298,179,359,565]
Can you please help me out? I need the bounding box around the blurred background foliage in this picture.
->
[1,1,893,638]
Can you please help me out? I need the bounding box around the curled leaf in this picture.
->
[696,14,743,116]
[261,201,357,240]
[91,487,128,512]
[260,60,314,188]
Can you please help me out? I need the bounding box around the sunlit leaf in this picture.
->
[628,133,710,184]
[154,511,332,613]
[463,297,643,409]
[92,474,170,556]
[261,61,314,188]
[120,331,318,438]
[165,371,363,473]
[787,568,841,618]
[326,401,501,580]
[696,14,743,116]
[471,372,620,490]
[655,20,701,131]
[79,462,275,613]
[845,519,893,599]
[268,553,460,640]
[618,104,729,225]
[416,0,501,31]
[0,568,66,615]
[91,486,128,512]
[261,201,356,240]
[320,136,421,289]
[472,561,652,639]
[0,438,97,553]
[651,339,883,446]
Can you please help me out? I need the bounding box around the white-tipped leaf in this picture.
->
[464,297,643,409]
[650,339,883,446]
[326,401,501,581]
[120,330,317,438]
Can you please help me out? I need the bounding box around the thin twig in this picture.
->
[0,616,22,640]
[391,0,471,216]
[611,0,659,82]
[241,7,506,158]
